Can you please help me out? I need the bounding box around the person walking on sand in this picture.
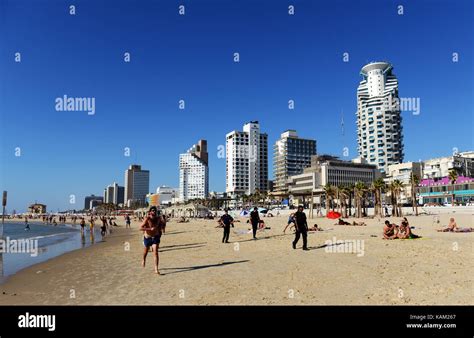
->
[140,206,166,275]
[292,206,309,250]
[125,214,131,229]
[250,207,260,240]
[220,209,234,243]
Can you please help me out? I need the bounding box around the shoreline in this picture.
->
[0,213,472,305]
[0,221,110,283]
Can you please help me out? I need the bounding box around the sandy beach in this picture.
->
[0,212,472,305]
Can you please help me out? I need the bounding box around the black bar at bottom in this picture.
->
[0,306,471,337]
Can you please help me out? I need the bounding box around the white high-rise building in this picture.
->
[104,182,125,205]
[226,121,268,197]
[179,140,209,202]
[124,165,150,207]
[357,61,404,173]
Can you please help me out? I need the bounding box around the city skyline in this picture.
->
[1,0,473,212]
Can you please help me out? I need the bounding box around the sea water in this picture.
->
[0,222,101,282]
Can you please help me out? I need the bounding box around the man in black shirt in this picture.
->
[250,207,260,239]
[293,205,309,250]
[220,209,234,243]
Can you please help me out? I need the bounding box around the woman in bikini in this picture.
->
[397,218,421,239]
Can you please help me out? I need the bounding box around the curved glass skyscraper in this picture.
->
[356,62,404,173]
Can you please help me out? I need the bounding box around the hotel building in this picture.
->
[273,130,316,195]
[124,165,150,207]
[179,140,209,202]
[357,61,404,173]
[226,121,268,197]
[104,182,125,205]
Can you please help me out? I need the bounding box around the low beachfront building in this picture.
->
[416,176,474,205]
[28,203,47,214]
[287,155,379,206]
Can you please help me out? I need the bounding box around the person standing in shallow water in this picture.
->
[292,206,309,250]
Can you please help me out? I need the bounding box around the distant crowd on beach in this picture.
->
[8,205,474,277]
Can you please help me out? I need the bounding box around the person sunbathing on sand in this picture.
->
[383,220,399,239]
[336,218,351,225]
[308,224,323,231]
[437,217,473,232]
[437,218,458,232]
[397,218,421,239]
[352,221,366,226]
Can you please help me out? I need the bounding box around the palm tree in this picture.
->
[260,190,269,209]
[252,189,261,206]
[390,180,404,217]
[448,169,458,206]
[323,184,335,214]
[354,182,367,218]
[347,183,355,217]
[336,185,342,215]
[241,194,249,208]
[339,186,350,218]
[371,178,386,218]
[410,173,420,216]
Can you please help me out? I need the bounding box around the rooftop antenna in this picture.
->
[341,109,345,136]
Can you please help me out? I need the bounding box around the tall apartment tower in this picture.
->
[273,130,317,194]
[226,121,268,197]
[357,61,404,173]
[179,140,209,202]
[124,164,150,207]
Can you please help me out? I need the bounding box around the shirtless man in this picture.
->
[383,220,399,239]
[140,206,166,274]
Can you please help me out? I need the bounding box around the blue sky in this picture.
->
[1,0,473,212]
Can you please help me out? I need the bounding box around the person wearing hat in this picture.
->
[250,207,260,239]
[293,205,309,250]
[140,206,166,274]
